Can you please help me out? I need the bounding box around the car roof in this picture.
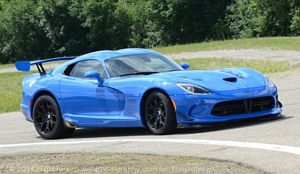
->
[74,48,160,62]
[52,48,164,75]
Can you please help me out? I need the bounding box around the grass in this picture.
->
[0,153,263,174]
[0,63,13,70]
[155,36,300,54]
[0,58,292,113]
[175,58,292,74]
[0,72,34,113]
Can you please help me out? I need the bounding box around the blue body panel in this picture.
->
[17,48,282,128]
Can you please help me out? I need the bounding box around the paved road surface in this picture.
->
[0,71,300,173]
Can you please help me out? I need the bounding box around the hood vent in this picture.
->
[223,77,237,82]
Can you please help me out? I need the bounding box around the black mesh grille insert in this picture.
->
[211,97,275,116]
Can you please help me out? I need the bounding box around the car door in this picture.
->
[59,59,123,118]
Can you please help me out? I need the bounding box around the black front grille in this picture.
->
[211,97,275,116]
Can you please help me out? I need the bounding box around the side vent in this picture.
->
[223,77,237,82]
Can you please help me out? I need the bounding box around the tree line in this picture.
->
[0,0,299,63]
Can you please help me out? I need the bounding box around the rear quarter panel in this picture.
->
[21,73,61,121]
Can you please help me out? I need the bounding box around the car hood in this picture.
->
[153,68,267,92]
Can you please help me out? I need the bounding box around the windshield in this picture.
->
[105,54,183,78]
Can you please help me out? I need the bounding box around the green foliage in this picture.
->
[0,0,300,63]
[259,0,291,36]
[0,0,50,63]
[0,0,232,63]
[38,0,88,56]
[80,0,132,50]
[125,0,163,47]
[226,0,264,38]
[155,0,231,44]
[226,0,299,38]
[290,0,300,35]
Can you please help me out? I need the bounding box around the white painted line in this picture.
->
[0,139,300,156]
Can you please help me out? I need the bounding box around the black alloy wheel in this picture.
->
[144,91,177,135]
[33,95,74,139]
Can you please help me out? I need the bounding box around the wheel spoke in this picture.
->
[146,107,155,114]
[35,110,43,116]
[49,103,56,114]
[160,120,165,126]
[34,99,58,135]
[51,115,57,122]
[152,96,160,107]
[159,116,165,126]
[147,113,156,118]
[37,105,45,114]
[148,115,157,123]
[40,122,47,132]
[152,118,160,128]
[145,94,169,131]
[51,122,56,130]
[48,122,53,131]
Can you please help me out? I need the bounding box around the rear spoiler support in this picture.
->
[15,56,77,75]
[36,63,46,76]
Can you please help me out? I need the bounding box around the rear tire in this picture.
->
[32,95,75,139]
[144,91,177,135]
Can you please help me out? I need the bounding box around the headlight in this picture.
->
[265,77,275,88]
[177,83,212,95]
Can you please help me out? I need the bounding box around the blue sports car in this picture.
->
[15,48,282,139]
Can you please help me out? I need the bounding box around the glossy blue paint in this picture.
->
[84,71,104,86]
[16,48,282,128]
[180,62,190,70]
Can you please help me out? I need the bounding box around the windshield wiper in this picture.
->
[119,71,159,77]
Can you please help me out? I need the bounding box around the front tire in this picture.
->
[144,91,177,135]
[32,95,75,139]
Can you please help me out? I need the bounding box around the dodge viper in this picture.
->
[15,48,282,139]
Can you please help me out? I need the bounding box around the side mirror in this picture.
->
[84,71,104,86]
[180,62,190,70]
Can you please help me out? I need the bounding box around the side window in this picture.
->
[68,60,107,79]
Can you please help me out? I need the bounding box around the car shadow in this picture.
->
[72,127,151,138]
[176,115,292,135]
[70,115,291,139]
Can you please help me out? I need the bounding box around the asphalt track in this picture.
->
[0,71,300,173]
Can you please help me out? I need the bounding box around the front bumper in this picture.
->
[171,86,282,124]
